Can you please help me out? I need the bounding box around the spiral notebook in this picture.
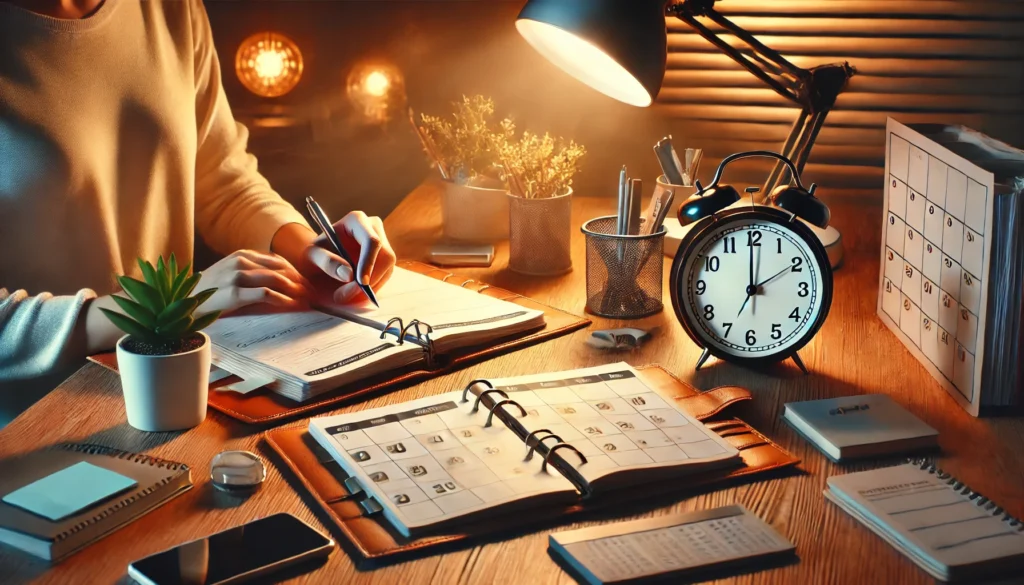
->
[0,444,192,562]
[308,363,741,538]
[825,460,1024,582]
[205,266,546,402]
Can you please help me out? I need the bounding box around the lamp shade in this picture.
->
[516,0,667,107]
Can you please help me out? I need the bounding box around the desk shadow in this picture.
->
[194,484,255,510]
[0,422,178,470]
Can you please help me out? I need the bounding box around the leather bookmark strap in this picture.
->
[675,386,752,421]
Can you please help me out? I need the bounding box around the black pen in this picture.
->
[304,196,379,307]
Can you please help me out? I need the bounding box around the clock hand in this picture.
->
[755,265,792,288]
[737,232,757,318]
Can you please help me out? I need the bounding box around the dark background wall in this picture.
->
[203,0,1024,237]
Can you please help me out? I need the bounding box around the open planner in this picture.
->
[308,363,741,538]
[204,266,545,402]
[826,460,1024,582]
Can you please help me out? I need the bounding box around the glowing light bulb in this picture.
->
[235,32,303,98]
[363,70,390,97]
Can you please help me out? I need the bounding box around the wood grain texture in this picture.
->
[2,181,1023,584]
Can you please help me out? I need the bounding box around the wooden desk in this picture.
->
[2,181,1022,584]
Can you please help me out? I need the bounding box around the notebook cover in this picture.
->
[783,394,938,462]
[88,260,591,425]
[0,444,192,562]
[263,366,799,562]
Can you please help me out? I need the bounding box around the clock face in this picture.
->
[672,209,831,363]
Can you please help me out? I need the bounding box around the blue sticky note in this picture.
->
[2,461,138,521]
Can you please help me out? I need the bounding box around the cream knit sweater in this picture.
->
[0,0,310,420]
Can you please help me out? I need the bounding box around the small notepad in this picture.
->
[2,461,138,522]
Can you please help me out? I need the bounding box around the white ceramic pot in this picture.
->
[116,333,210,432]
[442,180,510,242]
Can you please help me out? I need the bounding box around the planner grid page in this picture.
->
[309,391,575,531]
[489,363,739,483]
[877,118,996,416]
[556,507,793,583]
[828,464,1024,570]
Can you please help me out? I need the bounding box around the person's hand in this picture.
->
[292,212,397,305]
[194,250,310,315]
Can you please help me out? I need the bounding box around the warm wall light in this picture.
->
[346,61,405,124]
[235,32,304,98]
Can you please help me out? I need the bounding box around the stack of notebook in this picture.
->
[204,266,546,402]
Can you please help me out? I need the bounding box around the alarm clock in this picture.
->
[669,151,833,373]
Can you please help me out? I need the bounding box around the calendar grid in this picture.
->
[878,119,996,416]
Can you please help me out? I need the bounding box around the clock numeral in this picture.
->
[747,231,761,247]
[705,256,720,272]
[723,322,733,337]
[771,324,782,340]
[798,282,809,297]
[776,238,782,254]
[695,280,706,295]
[724,237,736,254]
[789,307,800,322]
[703,305,714,320]
[745,330,756,346]
[791,257,803,272]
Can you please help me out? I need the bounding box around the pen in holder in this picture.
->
[581,216,666,319]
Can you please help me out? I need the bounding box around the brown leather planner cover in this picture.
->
[263,366,800,562]
[88,260,591,425]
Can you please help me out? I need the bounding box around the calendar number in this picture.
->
[903,299,911,311]
[947,217,953,227]
[941,331,949,344]
[944,257,953,268]
[889,215,896,225]
[923,281,933,294]
[967,231,974,243]
[885,280,892,292]
[908,229,914,240]
[942,293,951,308]
[887,250,894,261]
[905,265,914,278]
[910,191,916,201]
[961,308,969,321]
[923,318,932,331]
[927,244,933,253]
[964,272,973,286]
[928,204,935,215]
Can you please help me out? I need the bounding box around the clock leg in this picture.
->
[695,347,712,370]
[790,352,809,375]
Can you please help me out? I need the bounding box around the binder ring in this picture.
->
[380,317,405,344]
[461,379,494,403]
[460,279,476,288]
[441,273,455,283]
[401,319,434,342]
[524,430,563,461]
[472,389,508,413]
[485,399,527,428]
[542,444,586,473]
[476,284,492,293]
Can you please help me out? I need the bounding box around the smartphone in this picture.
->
[127,513,334,585]
[429,243,495,267]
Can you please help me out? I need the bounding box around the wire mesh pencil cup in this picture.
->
[581,216,665,319]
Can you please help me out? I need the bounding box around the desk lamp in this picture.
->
[515,0,855,196]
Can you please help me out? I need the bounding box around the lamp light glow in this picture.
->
[235,32,304,98]
[346,61,406,124]
[516,19,651,107]
[515,0,667,108]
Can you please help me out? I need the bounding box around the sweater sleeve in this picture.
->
[0,288,95,382]
[188,0,309,255]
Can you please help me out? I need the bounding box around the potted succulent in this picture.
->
[413,95,511,242]
[100,255,220,432]
[495,122,586,275]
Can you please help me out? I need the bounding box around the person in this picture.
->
[0,0,397,425]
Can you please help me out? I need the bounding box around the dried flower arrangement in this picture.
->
[413,95,504,185]
[493,118,586,199]
[412,95,585,197]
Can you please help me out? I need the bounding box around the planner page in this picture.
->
[328,267,545,351]
[205,309,423,401]
[309,391,577,537]
[827,463,1024,572]
[488,363,740,491]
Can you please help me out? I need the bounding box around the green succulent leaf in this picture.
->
[188,310,222,333]
[137,259,165,304]
[158,297,199,327]
[99,308,156,341]
[117,275,164,312]
[156,315,193,339]
[110,295,157,329]
[168,261,192,300]
[177,272,201,300]
[169,253,178,278]
[155,256,173,300]
[191,288,217,308]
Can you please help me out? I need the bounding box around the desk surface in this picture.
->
[2,181,1022,584]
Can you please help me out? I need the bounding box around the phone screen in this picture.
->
[129,513,332,585]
